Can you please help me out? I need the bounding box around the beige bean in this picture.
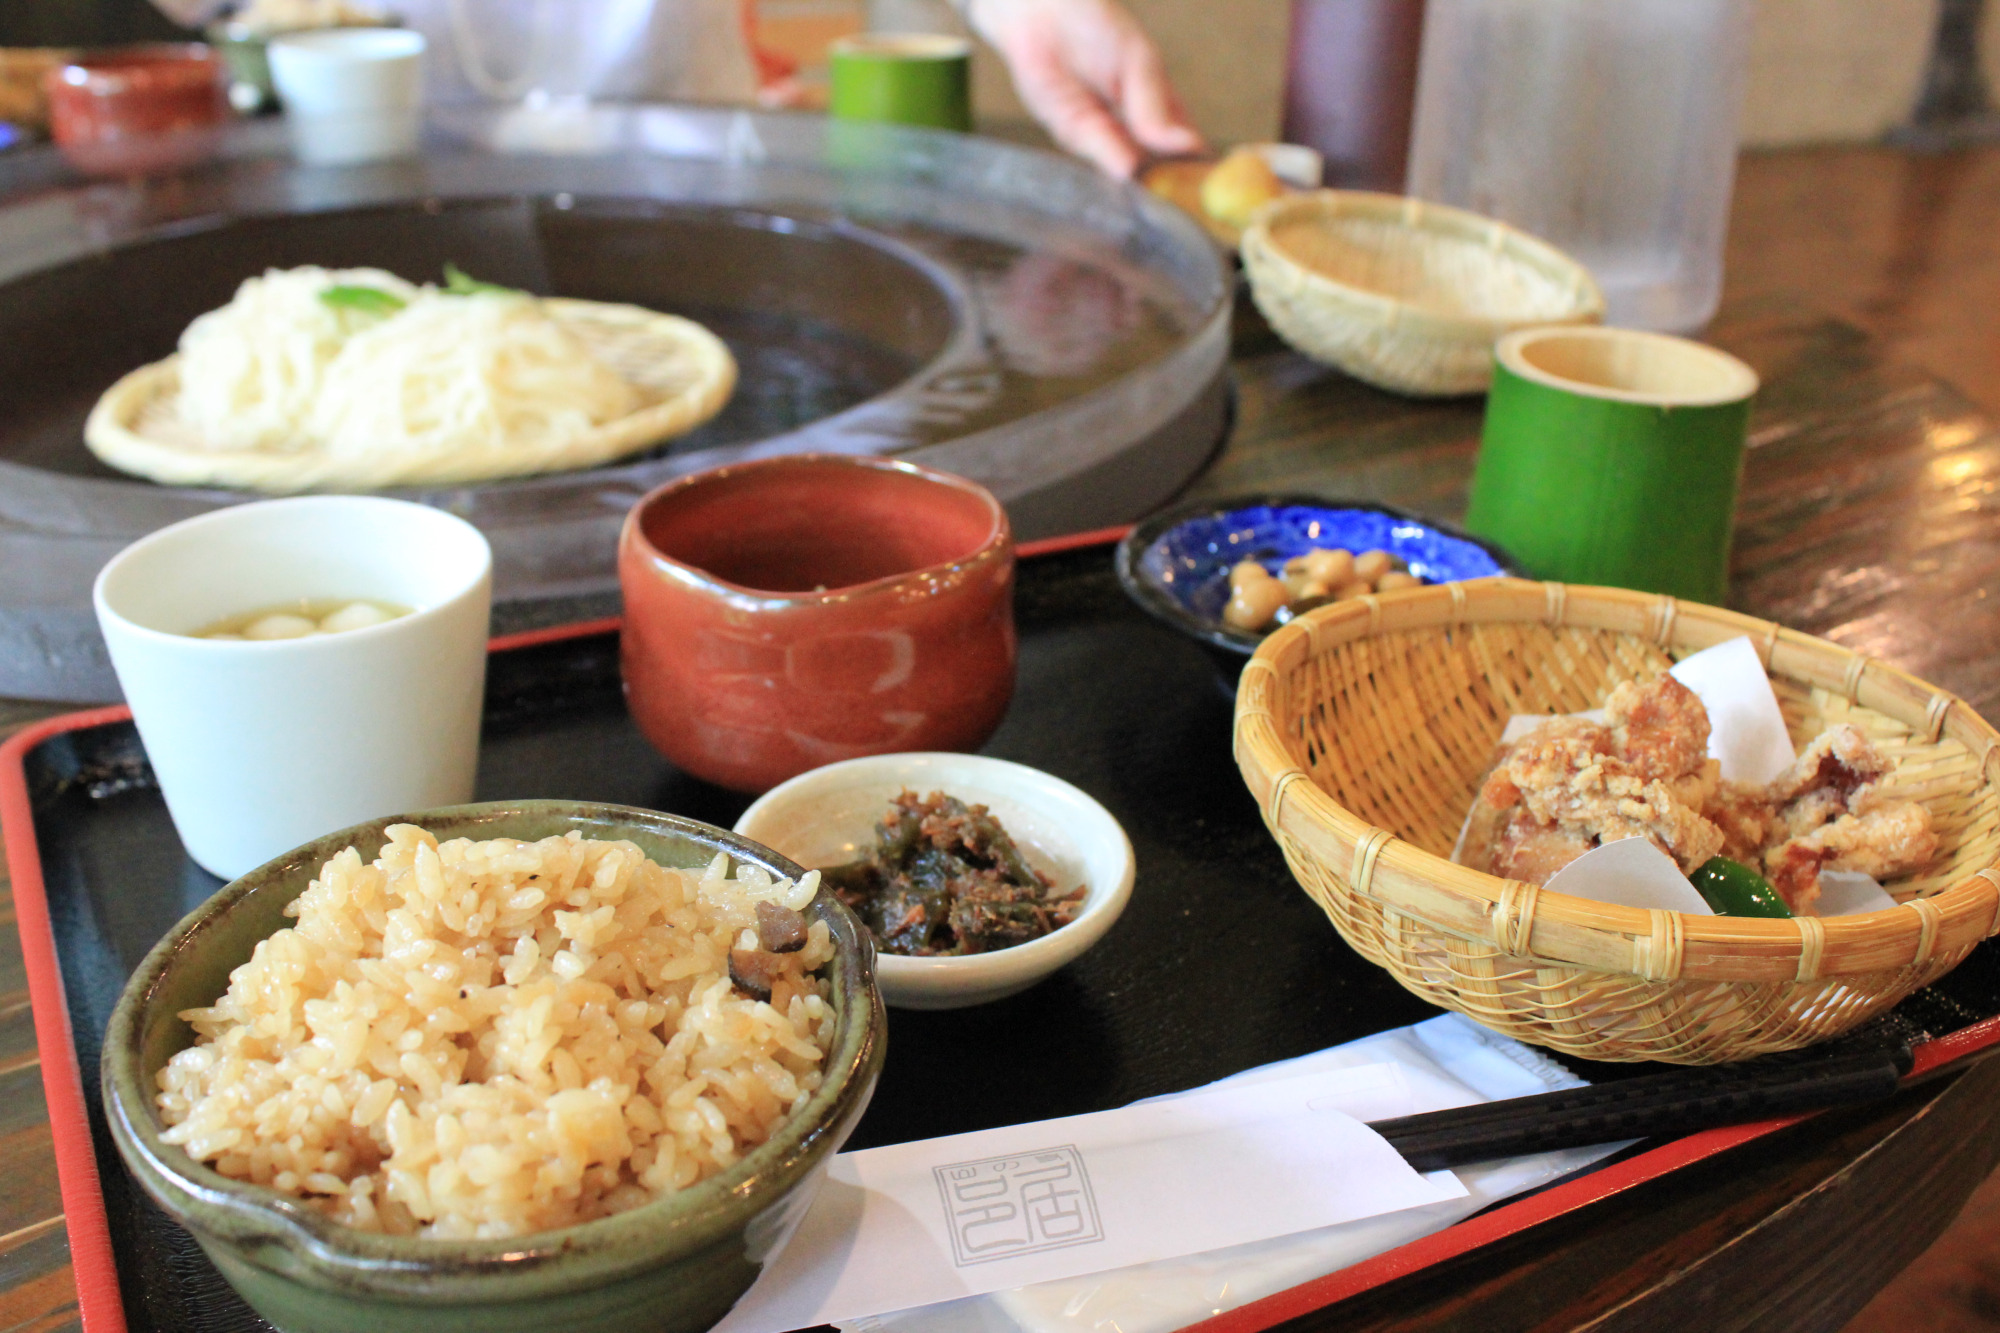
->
[1332,580,1375,602]
[1224,552,1272,588]
[1302,548,1355,586]
[1353,549,1393,583]
[1287,581,1335,618]
[1223,577,1290,631]
[1229,558,1276,592]
[1376,571,1422,591]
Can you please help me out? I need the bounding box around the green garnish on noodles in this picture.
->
[443,263,524,296]
[318,285,407,316]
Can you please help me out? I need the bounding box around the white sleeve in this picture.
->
[420,0,757,104]
[148,0,233,25]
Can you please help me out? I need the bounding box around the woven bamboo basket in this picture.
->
[0,49,70,130]
[1233,578,2000,1064]
[1241,191,1603,398]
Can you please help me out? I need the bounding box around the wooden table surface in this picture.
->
[7,142,2000,1333]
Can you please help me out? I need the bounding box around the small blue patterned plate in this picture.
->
[1115,496,1514,657]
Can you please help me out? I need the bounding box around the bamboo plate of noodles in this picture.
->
[85,264,738,491]
[1234,578,2000,1065]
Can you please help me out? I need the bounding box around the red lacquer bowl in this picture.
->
[45,44,229,176]
[619,454,1017,794]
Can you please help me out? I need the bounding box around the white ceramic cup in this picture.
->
[93,497,491,881]
[268,27,426,165]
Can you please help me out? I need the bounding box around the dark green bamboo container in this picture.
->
[1465,326,1759,604]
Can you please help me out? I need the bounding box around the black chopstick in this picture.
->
[1365,1045,1912,1171]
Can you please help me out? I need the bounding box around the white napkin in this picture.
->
[841,1015,1624,1333]
[713,1065,1464,1333]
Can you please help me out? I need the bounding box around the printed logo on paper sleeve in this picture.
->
[933,1146,1104,1266]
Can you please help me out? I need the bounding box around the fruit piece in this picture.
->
[1201,147,1287,229]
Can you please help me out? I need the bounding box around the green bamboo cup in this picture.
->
[1464,326,1759,604]
[828,33,973,133]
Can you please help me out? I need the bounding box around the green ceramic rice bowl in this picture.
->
[103,800,886,1333]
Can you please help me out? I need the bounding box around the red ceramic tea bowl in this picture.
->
[619,454,1016,793]
[46,44,229,176]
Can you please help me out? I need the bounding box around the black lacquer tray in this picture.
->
[10,536,2000,1333]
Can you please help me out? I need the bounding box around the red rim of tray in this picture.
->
[7,525,2000,1333]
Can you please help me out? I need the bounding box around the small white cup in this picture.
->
[93,497,491,881]
[268,27,426,165]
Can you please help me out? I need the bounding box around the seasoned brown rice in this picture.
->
[155,824,835,1239]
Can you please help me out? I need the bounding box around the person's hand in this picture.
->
[965,0,1203,178]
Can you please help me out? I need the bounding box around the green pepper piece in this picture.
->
[1690,856,1793,918]
[318,285,407,316]
[443,263,524,296]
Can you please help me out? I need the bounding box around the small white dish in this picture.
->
[735,753,1135,1010]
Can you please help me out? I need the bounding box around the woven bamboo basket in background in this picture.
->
[0,49,70,131]
[1233,578,2000,1064]
[1241,191,1603,398]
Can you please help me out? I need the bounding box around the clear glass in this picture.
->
[1406,0,1749,334]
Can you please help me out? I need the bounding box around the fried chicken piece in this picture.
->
[1769,800,1936,894]
[1499,704,1723,873]
[1492,819,1597,883]
[1664,759,1722,819]
[1769,787,1850,845]
[1458,680,1728,883]
[1459,680,1939,910]
[1459,753,1526,873]
[1765,725,1888,808]
[1498,717,1616,803]
[1469,773,1723,882]
[1605,676,1712,783]
[1755,726,1935,910]
[1588,797,1725,874]
[1762,728,1887,861]
[1703,779,1773,864]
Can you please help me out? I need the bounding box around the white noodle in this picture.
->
[171,267,644,459]
[175,266,418,453]
[309,290,641,456]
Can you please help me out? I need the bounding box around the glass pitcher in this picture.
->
[1406,0,1750,333]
